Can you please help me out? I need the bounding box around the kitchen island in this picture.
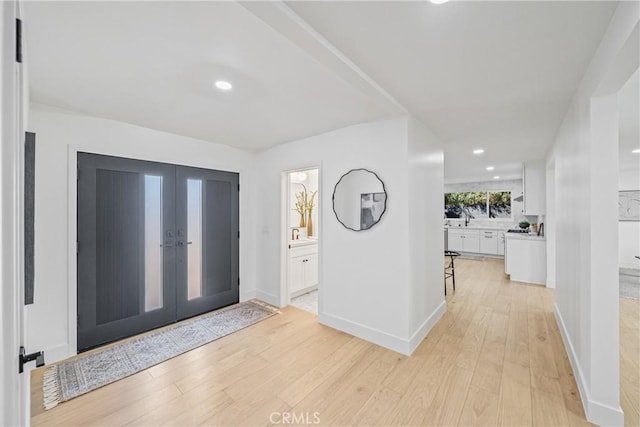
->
[504,233,546,285]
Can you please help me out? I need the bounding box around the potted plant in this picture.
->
[518,220,530,230]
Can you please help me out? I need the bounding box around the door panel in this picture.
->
[77,153,177,351]
[176,166,239,320]
[78,154,239,351]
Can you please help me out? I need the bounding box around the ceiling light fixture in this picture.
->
[430,0,450,4]
[290,172,307,183]
[633,148,640,154]
[486,166,495,171]
[473,149,484,155]
[493,176,500,180]
[214,80,233,91]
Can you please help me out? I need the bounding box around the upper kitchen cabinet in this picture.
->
[522,160,546,215]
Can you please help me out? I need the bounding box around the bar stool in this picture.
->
[444,250,461,296]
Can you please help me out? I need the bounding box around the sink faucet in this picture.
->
[291,228,300,240]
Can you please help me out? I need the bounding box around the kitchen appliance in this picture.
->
[507,229,529,233]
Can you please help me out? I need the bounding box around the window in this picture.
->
[445,191,511,219]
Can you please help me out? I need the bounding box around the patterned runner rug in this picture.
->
[42,300,278,410]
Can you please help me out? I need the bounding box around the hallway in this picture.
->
[30,258,612,425]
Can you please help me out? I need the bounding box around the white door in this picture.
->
[1,1,28,424]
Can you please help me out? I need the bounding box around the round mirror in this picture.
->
[332,168,387,231]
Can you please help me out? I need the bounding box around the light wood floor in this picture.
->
[30,258,638,426]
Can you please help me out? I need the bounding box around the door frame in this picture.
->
[66,146,244,357]
[1,1,28,424]
[279,165,323,311]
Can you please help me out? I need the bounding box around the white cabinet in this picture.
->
[497,231,505,256]
[447,228,508,256]
[448,229,480,253]
[523,161,546,215]
[505,235,546,285]
[289,242,318,297]
[448,232,464,252]
[479,230,498,255]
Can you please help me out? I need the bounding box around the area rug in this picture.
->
[620,268,640,300]
[42,300,278,410]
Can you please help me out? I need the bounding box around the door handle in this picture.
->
[176,241,193,247]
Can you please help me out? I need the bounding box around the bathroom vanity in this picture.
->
[288,239,318,298]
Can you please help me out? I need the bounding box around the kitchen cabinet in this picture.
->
[505,235,546,284]
[448,229,480,253]
[523,160,546,215]
[479,230,498,255]
[497,231,505,256]
[289,242,318,297]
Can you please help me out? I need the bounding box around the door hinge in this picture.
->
[19,346,44,373]
[238,184,240,192]
[16,19,22,63]
[237,231,240,239]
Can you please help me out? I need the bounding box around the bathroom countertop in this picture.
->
[289,238,318,248]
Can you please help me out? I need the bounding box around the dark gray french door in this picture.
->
[77,153,239,352]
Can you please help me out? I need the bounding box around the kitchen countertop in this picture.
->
[444,225,511,231]
[504,233,546,241]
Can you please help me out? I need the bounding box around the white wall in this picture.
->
[408,118,446,345]
[256,117,445,354]
[619,168,640,268]
[545,164,556,288]
[26,105,257,363]
[546,2,639,424]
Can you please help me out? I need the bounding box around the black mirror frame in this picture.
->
[332,168,387,232]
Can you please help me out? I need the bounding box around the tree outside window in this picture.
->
[445,191,511,219]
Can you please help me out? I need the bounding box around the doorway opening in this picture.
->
[285,168,319,314]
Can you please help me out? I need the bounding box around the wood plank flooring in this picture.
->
[30,258,638,426]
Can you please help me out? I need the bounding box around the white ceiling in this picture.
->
[24,1,398,151]
[286,0,618,183]
[619,69,640,171]
[25,1,620,182]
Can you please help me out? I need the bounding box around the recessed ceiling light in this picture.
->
[633,148,640,154]
[486,166,495,171]
[493,176,500,180]
[214,80,233,91]
[430,0,450,4]
[473,149,484,155]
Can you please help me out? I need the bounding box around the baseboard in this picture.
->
[619,262,640,269]
[408,300,447,354]
[42,343,75,365]
[240,289,257,302]
[256,290,280,307]
[318,312,412,355]
[546,279,556,289]
[554,303,624,426]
